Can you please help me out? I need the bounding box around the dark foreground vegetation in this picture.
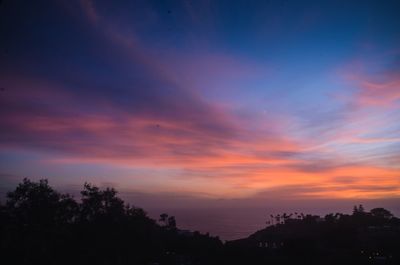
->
[0,179,399,265]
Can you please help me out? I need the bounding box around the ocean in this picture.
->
[147,205,400,241]
[148,207,281,241]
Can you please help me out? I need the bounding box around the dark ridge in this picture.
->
[1,179,399,265]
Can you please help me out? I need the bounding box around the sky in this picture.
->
[0,0,400,212]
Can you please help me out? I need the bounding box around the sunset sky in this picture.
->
[0,0,399,210]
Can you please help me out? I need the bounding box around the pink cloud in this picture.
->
[340,54,400,108]
[357,76,400,106]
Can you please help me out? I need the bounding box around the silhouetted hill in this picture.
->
[1,179,399,265]
[226,207,400,264]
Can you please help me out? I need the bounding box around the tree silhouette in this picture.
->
[160,213,169,224]
[79,182,125,222]
[167,215,177,229]
[370,207,393,219]
[6,178,77,226]
[352,204,366,216]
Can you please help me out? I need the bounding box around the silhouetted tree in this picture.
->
[167,216,177,229]
[79,182,124,222]
[6,178,77,226]
[370,207,393,219]
[160,213,169,225]
[353,204,365,216]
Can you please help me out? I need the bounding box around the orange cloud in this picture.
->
[2,71,399,200]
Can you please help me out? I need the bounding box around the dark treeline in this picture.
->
[0,179,222,265]
[228,205,400,265]
[0,179,399,265]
